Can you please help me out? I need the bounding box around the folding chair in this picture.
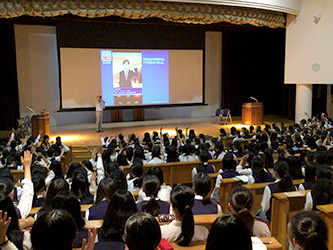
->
[221,109,232,125]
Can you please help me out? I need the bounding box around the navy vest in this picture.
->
[192,199,218,215]
[33,197,45,208]
[253,172,275,183]
[195,164,215,174]
[95,235,125,250]
[80,194,94,205]
[302,181,314,190]
[89,200,109,220]
[15,207,21,219]
[73,229,88,248]
[137,199,170,214]
[220,170,239,179]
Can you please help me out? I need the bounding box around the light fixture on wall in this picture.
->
[313,15,321,24]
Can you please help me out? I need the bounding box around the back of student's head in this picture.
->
[95,177,118,205]
[312,166,333,208]
[66,162,82,180]
[50,161,64,178]
[273,161,294,192]
[222,153,236,171]
[32,174,46,205]
[193,173,211,205]
[286,155,303,179]
[206,213,252,250]
[0,193,23,249]
[124,212,161,250]
[141,175,161,216]
[251,157,268,182]
[81,160,93,172]
[147,166,164,184]
[71,167,90,200]
[0,177,15,196]
[290,211,328,250]
[50,190,85,230]
[31,209,77,250]
[170,185,195,246]
[304,162,320,182]
[117,153,129,166]
[199,150,209,163]
[43,178,70,211]
[151,146,161,158]
[227,186,254,235]
[109,169,128,191]
[100,190,137,242]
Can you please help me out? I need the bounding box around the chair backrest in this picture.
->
[222,109,230,117]
[215,108,222,116]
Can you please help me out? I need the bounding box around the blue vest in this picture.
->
[220,170,239,179]
[195,164,215,174]
[253,172,275,183]
[80,194,94,205]
[15,207,21,219]
[95,235,125,250]
[192,199,218,215]
[137,199,170,214]
[88,200,109,220]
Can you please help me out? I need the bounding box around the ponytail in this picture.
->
[237,208,254,235]
[170,185,195,246]
[141,175,161,216]
[274,161,294,192]
[176,205,194,246]
[193,173,211,206]
[303,232,328,250]
[142,197,160,217]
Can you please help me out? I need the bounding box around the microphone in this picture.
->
[250,96,259,103]
[26,106,36,116]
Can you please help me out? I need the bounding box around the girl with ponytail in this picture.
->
[160,185,208,246]
[289,210,328,250]
[192,173,221,214]
[260,161,296,223]
[227,186,270,237]
[137,175,170,216]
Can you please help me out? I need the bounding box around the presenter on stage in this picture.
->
[119,59,138,88]
[96,94,105,132]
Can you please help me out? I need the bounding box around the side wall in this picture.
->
[15,25,222,126]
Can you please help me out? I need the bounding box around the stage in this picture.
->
[42,115,294,146]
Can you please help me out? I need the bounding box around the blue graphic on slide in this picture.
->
[142,50,169,104]
[100,50,114,106]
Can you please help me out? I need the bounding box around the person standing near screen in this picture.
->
[96,95,105,132]
[119,59,137,88]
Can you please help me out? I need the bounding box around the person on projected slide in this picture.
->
[118,59,138,88]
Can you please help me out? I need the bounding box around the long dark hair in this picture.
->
[141,175,161,216]
[227,186,254,235]
[193,173,211,205]
[206,214,252,250]
[0,194,24,250]
[170,185,195,246]
[71,168,91,201]
[251,157,268,182]
[50,161,64,179]
[273,161,295,193]
[95,177,118,205]
[100,190,137,242]
[197,151,210,173]
[50,190,85,230]
[66,162,81,180]
[290,211,328,250]
[312,166,333,208]
[40,178,69,213]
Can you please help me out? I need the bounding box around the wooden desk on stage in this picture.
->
[31,113,50,138]
[242,102,263,125]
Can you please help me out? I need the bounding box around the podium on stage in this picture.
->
[31,113,50,139]
[242,102,264,125]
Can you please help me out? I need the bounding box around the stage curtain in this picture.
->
[0,1,285,28]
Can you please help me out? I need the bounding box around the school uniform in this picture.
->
[80,194,95,205]
[137,184,172,202]
[298,181,315,191]
[85,199,109,220]
[179,154,198,162]
[253,219,271,237]
[127,177,139,192]
[235,164,253,176]
[73,229,88,248]
[94,238,125,250]
[15,178,34,219]
[215,170,240,189]
[160,220,209,243]
[191,163,215,179]
[148,157,165,164]
[304,191,313,210]
[248,171,275,184]
[137,197,170,214]
[33,195,45,207]
[192,195,222,215]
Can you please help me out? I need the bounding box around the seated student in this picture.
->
[191,151,215,179]
[213,153,239,198]
[31,174,45,207]
[227,186,271,237]
[248,157,275,184]
[298,162,319,191]
[305,166,333,210]
[132,146,148,165]
[0,151,33,220]
[165,145,179,163]
[71,168,94,205]
[213,141,225,160]
[50,190,88,248]
[109,169,128,191]
[123,213,161,250]
[96,190,137,250]
[65,162,82,183]
[160,185,209,245]
[192,173,222,214]
[45,161,64,186]
[37,178,70,219]
[289,210,328,250]
[137,166,172,202]
[85,177,118,220]
[205,214,252,250]
[259,161,296,223]
[148,146,166,164]
[127,163,145,192]
[286,155,304,179]
[137,175,170,216]
[179,144,198,162]
[0,194,32,249]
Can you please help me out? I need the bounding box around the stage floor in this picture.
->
[45,115,294,146]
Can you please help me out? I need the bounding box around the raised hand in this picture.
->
[0,211,11,245]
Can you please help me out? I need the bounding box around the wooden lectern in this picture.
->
[242,102,264,125]
[31,113,50,139]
